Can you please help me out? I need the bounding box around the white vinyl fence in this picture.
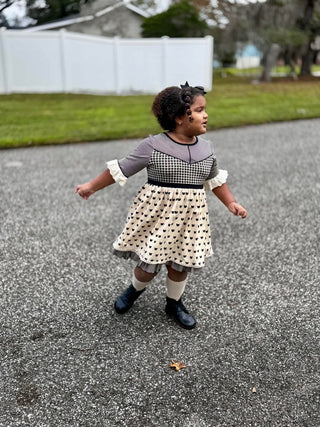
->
[0,28,213,95]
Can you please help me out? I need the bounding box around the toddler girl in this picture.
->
[75,82,247,330]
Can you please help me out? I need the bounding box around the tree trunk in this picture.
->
[300,43,314,75]
[299,0,315,76]
[261,43,282,82]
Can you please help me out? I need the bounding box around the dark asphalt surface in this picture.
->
[1,119,319,426]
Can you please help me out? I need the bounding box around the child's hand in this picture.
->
[228,202,247,219]
[75,183,95,200]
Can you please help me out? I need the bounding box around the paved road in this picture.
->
[1,119,319,426]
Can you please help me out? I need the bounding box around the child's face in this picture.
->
[178,95,208,136]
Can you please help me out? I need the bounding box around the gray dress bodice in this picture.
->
[118,133,219,186]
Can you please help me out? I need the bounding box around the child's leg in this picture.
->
[114,266,157,314]
[165,265,196,329]
[166,265,187,300]
[133,266,157,290]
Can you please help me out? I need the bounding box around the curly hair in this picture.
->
[152,84,206,131]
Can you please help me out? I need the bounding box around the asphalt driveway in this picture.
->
[1,119,319,426]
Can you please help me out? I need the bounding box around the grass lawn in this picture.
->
[1,73,320,148]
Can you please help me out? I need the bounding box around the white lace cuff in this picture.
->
[204,169,228,191]
[106,160,128,187]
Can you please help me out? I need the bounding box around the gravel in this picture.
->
[1,119,319,426]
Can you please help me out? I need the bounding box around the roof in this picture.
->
[21,0,150,33]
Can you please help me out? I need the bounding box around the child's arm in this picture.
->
[75,169,115,199]
[213,183,247,218]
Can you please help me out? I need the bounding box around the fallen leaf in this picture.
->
[169,360,187,371]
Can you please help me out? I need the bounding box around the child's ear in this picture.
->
[175,116,183,126]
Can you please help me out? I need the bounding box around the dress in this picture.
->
[107,132,228,273]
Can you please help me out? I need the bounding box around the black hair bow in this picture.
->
[180,81,206,94]
[180,81,190,89]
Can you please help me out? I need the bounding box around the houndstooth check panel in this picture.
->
[147,150,215,185]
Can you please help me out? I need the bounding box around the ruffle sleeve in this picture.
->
[204,169,228,191]
[106,160,128,187]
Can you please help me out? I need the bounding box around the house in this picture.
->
[22,0,168,38]
[235,44,261,69]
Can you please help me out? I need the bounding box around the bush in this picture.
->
[142,0,208,38]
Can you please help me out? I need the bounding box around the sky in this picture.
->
[2,0,31,26]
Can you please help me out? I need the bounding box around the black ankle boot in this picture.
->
[114,284,146,314]
[165,297,196,329]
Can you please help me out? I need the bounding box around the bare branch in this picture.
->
[0,1,14,15]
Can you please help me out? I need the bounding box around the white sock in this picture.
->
[166,276,187,301]
[132,273,152,291]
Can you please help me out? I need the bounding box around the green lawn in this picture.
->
[1,75,320,148]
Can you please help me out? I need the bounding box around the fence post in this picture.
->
[0,28,9,94]
[59,29,68,92]
[205,35,213,91]
[113,36,120,94]
[161,36,169,88]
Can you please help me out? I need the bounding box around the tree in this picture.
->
[298,0,320,75]
[26,0,81,25]
[192,0,261,67]
[203,0,320,80]
[141,0,208,38]
[0,0,13,14]
[212,1,257,66]
[260,27,309,80]
[254,0,320,80]
[0,0,13,27]
[0,1,14,28]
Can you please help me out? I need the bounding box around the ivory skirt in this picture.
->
[113,183,213,273]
